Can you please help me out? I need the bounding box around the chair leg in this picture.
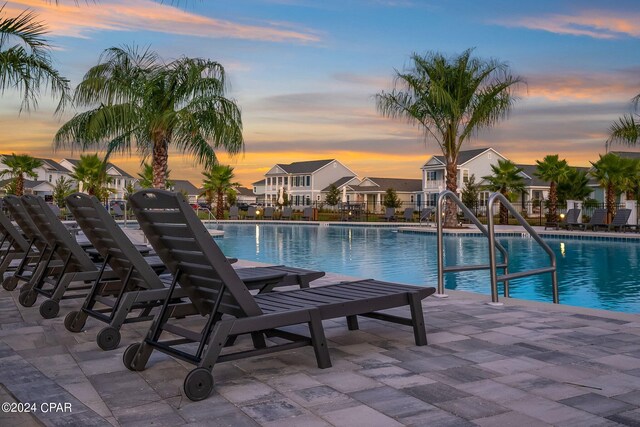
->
[251,332,267,349]
[408,293,427,346]
[346,315,359,330]
[201,320,234,369]
[308,310,331,369]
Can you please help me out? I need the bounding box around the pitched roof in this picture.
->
[170,179,200,195]
[515,164,548,187]
[432,148,492,166]
[610,151,640,159]
[252,179,265,186]
[352,177,422,192]
[62,158,133,178]
[322,176,357,191]
[274,159,334,174]
[0,179,54,190]
[38,158,71,173]
[234,186,254,196]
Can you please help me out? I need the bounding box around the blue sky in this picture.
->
[1,0,639,185]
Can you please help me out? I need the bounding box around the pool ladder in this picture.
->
[436,191,558,305]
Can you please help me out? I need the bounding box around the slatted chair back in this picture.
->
[384,207,396,221]
[20,195,96,273]
[129,189,262,318]
[3,196,47,243]
[281,207,292,220]
[263,207,274,219]
[420,208,433,222]
[403,207,414,221]
[0,210,30,252]
[246,206,257,219]
[111,204,124,218]
[228,206,239,220]
[302,207,313,220]
[611,209,631,226]
[65,193,165,291]
[564,208,580,224]
[587,208,607,226]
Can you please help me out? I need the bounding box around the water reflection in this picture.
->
[216,225,640,313]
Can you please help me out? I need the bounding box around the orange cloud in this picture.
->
[4,0,320,43]
[526,72,637,103]
[499,10,640,39]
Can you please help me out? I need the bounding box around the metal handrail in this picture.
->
[436,191,509,298]
[487,192,558,304]
[196,207,218,225]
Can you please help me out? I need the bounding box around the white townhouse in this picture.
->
[234,186,257,205]
[348,177,423,211]
[169,180,201,204]
[59,158,136,201]
[421,148,508,207]
[252,179,266,205]
[264,159,357,208]
[0,156,72,198]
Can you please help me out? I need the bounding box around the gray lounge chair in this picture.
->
[64,193,325,350]
[545,208,581,230]
[111,203,125,219]
[0,210,42,288]
[281,207,292,220]
[419,208,433,223]
[228,206,239,220]
[124,189,435,401]
[263,207,275,220]
[594,208,635,232]
[578,208,607,231]
[384,207,396,222]
[245,206,257,220]
[301,207,313,221]
[402,207,415,222]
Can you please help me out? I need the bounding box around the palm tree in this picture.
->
[54,45,243,189]
[71,153,113,201]
[482,159,525,224]
[0,5,69,112]
[557,168,592,203]
[137,163,172,189]
[608,92,640,147]
[0,153,43,196]
[375,48,523,226]
[590,153,631,222]
[201,164,239,218]
[52,176,74,207]
[534,155,571,223]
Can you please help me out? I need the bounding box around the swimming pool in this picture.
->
[215,224,640,314]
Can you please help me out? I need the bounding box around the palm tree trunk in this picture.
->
[499,189,509,224]
[216,190,224,219]
[445,160,458,227]
[548,181,558,223]
[15,174,24,196]
[152,138,169,189]
[606,184,616,223]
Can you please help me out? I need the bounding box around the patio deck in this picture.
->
[1,264,639,427]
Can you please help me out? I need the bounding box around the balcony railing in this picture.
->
[424,179,446,190]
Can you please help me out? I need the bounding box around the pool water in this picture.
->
[215,224,640,314]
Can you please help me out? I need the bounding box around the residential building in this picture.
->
[0,178,55,198]
[0,156,71,197]
[264,159,357,207]
[59,158,136,200]
[252,179,265,205]
[421,148,508,206]
[168,180,200,204]
[234,186,257,205]
[348,177,423,211]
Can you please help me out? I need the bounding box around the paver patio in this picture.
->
[1,264,639,426]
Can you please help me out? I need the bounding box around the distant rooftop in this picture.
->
[354,177,422,192]
[432,148,492,166]
[273,159,334,174]
[169,179,200,195]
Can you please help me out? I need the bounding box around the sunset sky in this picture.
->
[1,0,639,186]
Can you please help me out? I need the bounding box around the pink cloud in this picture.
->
[498,10,640,39]
[4,0,321,43]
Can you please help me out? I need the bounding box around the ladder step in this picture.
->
[443,263,508,273]
[497,267,555,282]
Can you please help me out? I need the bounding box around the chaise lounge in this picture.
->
[123,189,435,401]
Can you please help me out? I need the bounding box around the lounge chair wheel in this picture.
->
[64,311,85,332]
[18,290,37,307]
[123,343,146,371]
[2,276,18,291]
[39,299,60,319]
[184,368,214,401]
[97,327,121,351]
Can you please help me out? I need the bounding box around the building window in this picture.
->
[277,177,282,185]
[317,195,321,201]
[305,196,311,205]
[284,177,288,185]
[48,174,52,182]
[410,195,414,202]
[294,176,299,187]
[462,170,469,183]
[306,176,311,186]
[427,171,437,181]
